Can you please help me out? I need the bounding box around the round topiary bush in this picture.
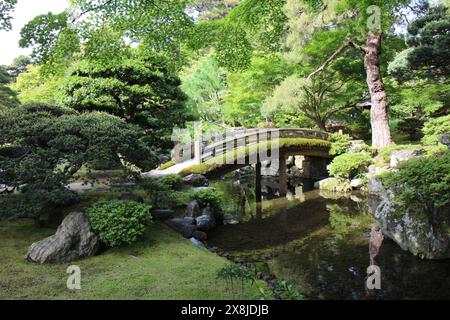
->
[86,200,152,247]
[329,153,372,179]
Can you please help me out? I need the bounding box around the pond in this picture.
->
[207,172,450,300]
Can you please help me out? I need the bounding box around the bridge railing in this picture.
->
[173,128,329,164]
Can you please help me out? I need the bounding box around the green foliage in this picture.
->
[86,200,151,247]
[272,279,304,300]
[262,71,363,131]
[216,263,255,299]
[0,0,17,31]
[392,5,450,79]
[5,55,32,79]
[11,65,65,104]
[191,188,224,221]
[329,133,352,155]
[181,52,227,123]
[223,54,293,127]
[191,0,288,70]
[189,0,240,22]
[159,160,176,170]
[0,66,19,110]
[379,150,450,209]
[422,115,450,145]
[20,0,192,68]
[0,103,154,220]
[139,175,186,209]
[329,153,372,179]
[62,53,191,151]
[19,12,79,64]
[389,80,448,118]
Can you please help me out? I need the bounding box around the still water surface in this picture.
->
[207,173,450,299]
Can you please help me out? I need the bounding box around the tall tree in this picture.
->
[262,72,362,131]
[62,52,191,151]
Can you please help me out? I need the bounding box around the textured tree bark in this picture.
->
[364,32,393,147]
[307,33,394,147]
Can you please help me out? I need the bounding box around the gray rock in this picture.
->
[286,156,294,166]
[438,133,450,148]
[366,164,389,179]
[368,178,450,259]
[294,156,305,170]
[165,217,197,238]
[350,178,365,189]
[192,230,208,241]
[182,174,208,187]
[223,215,239,225]
[196,215,216,232]
[151,209,175,220]
[314,178,352,192]
[26,212,100,264]
[186,200,201,217]
[117,193,144,203]
[390,149,423,168]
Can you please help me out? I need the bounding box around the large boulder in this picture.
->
[390,149,423,168]
[314,177,352,192]
[182,174,208,187]
[26,212,100,264]
[165,217,197,238]
[368,178,450,259]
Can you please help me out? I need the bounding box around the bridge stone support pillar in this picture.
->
[255,162,262,218]
[194,140,202,164]
[278,153,287,197]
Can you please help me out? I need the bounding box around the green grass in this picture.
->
[0,220,266,300]
[181,138,331,176]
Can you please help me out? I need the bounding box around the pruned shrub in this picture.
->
[86,200,151,247]
[329,133,352,156]
[329,153,372,179]
[191,189,224,222]
[379,150,450,209]
[422,115,450,145]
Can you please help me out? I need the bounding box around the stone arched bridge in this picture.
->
[145,128,332,196]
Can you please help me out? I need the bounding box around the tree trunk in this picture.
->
[364,32,393,147]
